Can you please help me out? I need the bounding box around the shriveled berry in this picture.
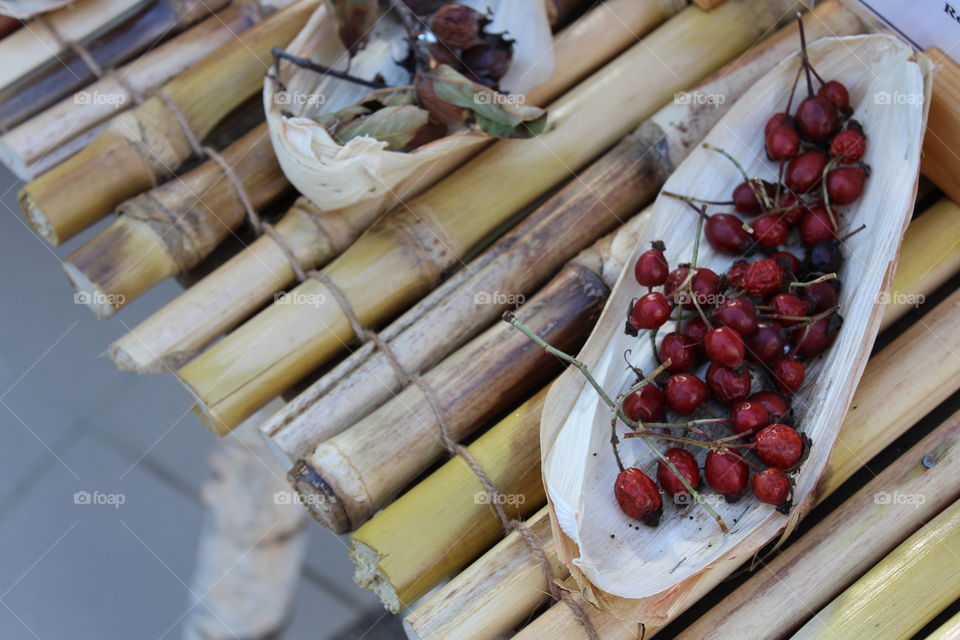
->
[727,260,750,290]
[749,390,790,422]
[766,124,801,160]
[634,242,669,287]
[826,166,866,205]
[799,206,838,247]
[770,293,809,325]
[706,214,753,255]
[659,332,697,373]
[818,80,851,115]
[430,4,482,49]
[657,447,701,501]
[770,250,801,276]
[805,241,843,275]
[714,297,757,337]
[623,383,665,423]
[664,373,708,416]
[794,314,841,357]
[705,326,745,368]
[830,128,866,162]
[705,450,749,499]
[629,292,671,330]
[743,258,785,298]
[753,214,788,248]
[733,180,775,214]
[771,356,805,395]
[731,400,769,435]
[795,95,838,142]
[706,362,752,404]
[755,423,806,469]
[751,467,792,511]
[615,468,662,525]
[785,151,829,194]
[746,320,787,364]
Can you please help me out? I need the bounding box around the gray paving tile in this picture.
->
[304,526,383,613]
[284,573,368,640]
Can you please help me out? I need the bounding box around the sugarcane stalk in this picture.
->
[0,0,233,130]
[180,0,796,435]
[18,0,318,246]
[62,122,290,317]
[921,48,960,205]
[108,0,686,375]
[407,280,960,640]
[349,389,549,613]
[0,3,262,180]
[511,284,960,639]
[927,611,960,640]
[260,0,863,463]
[792,499,960,640]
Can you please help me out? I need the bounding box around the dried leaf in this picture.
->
[326,0,380,54]
[335,105,431,150]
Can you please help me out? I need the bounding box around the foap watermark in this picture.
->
[74,291,125,307]
[475,92,525,106]
[74,490,126,508]
[274,90,326,107]
[874,491,925,508]
[674,291,726,307]
[273,490,324,508]
[474,491,525,506]
[876,291,925,307]
[674,91,726,107]
[74,91,126,108]
[474,290,525,306]
[673,492,727,507]
[274,290,327,307]
[874,90,924,106]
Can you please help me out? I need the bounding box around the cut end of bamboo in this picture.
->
[0,140,29,182]
[62,261,120,318]
[287,460,352,533]
[19,188,59,245]
[348,540,402,613]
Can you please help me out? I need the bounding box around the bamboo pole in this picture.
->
[180,0,796,435]
[0,3,262,180]
[792,499,960,640]
[921,48,960,205]
[927,611,960,640]
[261,0,863,464]
[349,389,549,613]
[0,0,231,130]
[18,0,317,246]
[409,282,960,640]
[62,122,290,317]
[109,0,687,375]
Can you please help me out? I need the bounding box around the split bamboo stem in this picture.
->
[62,122,290,317]
[409,283,960,640]
[0,0,230,130]
[180,0,795,435]
[109,0,687,375]
[511,285,960,639]
[792,499,960,640]
[289,258,609,531]
[349,389,549,613]
[261,0,863,464]
[921,48,960,205]
[680,408,960,639]
[0,3,261,180]
[18,0,318,246]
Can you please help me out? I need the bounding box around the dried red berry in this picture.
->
[664,266,690,302]
[818,80,851,115]
[795,95,838,142]
[623,383,665,423]
[634,242,669,287]
[731,400,769,435]
[659,332,697,373]
[682,316,709,360]
[805,279,840,313]
[799,206,838,247]
[785,151,829,194]
[705,449,749,499]
[727,260,750,290]
[778,192,805,226]
[755,423,806,469]
[770,293,809,325]
[749,390,790,422]
[706,214,753,255]
[615,467,662,525]
[794,314,841,357]
[830,128,866,162]
[770,251,801,276]
[751,467,792,511]
[771,356,805,395]
[664,373,709,416]
[743,258,785,298]
[657,447,701,501]
[764,112,793,137]
[714,297,757,337]
[429,4,482,49]
[753,214,788,248]
[745,320,787,364]
[766,124,801,160]
[629,292,671,330]
[732,180,775,214]
[705,326,745,368]
[826,166,866,205]
[706,363,752,404]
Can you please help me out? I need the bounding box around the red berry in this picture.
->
[705,450,749,499]
[714,297,757,337]
[657,447,701,500]
[623,383,665,423]
[770,293,809,325]
[799,206,838,247]
[805,280,839,313]
[664,373,708,416]
[732,180,775,214]
[614,468,662,525]
[664,266,690,302]
[826,166,866,205]
[795,96,838,142]
[746,320,787,364]
[753,214,788,248]
[429,4,482,49]
[690,268,722,307]
[635,242,669,287]
[706,362,752,404]
[764,112,793,137]
[755,423,806,469]
[766,124,801,160]
[727,260,750,290]
[830,128,866,162]
[771,356,805,395]
[706,214,753,255]
[778,193,805,226]
[682,317,709,359]
[749,390,790,422]
[743,258,784,298]
[630,292,671,330]
[770,250,801,276]
[751,467,792,511]
[731,400,769,435]
[705,326,745,368]
[794,314,841,357]
[818,80,851,115]
[659,332,697,373]
[785,151,829,194]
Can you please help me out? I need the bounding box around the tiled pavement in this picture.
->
[0,166,403,638]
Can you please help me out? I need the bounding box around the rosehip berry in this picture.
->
[706,214,753,255]
[818,80,851,115]
[751,467,792,511]
[714,297,757,337]
[429,4,482,49]
[705,450,749,499]
[799,206,838,247]
[770,250,801,277]
[794,314,842,357]
[805,279,840,313]
[634,241,669,287]
[690,268,722,307]
[795,95,838,142]
[731,400,769,435]
[614,467,662,525]
[778,192,805,226]
[770,293,809,325]
[733,180,775,214]
[753,214,789,248]
[727,260,750,290]
[766,124,801,160]
[743,258,785,298]
[830,128,866,162]
[785,151,829,194]
[630,292,671,330]
[623,383,665,423]
[746,320,787,364]
[664,373,709,416]
[683,316,709,360]
[659,332,697,373]
[755,423,806,469]
[805,241,843,275]
[706,362,752,404]
[664,266,690,302]
[749,390,790,422]
[772,356,805,395]
[764,112,793,137]
[826,166,866,205]
[705,326,746,368]
[657,447,701,500]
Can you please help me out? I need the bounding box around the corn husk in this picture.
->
[264,0,555,211]
[539,35,933,617]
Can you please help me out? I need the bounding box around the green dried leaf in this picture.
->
[314,104,370,129]
[335,105,430,150]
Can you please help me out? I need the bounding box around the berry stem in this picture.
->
[797,14,814,97]
[702,144,772,210]
[790,272,838,288]
[820,157,840,229]
[272,47,389,89]
[661,191,733,206]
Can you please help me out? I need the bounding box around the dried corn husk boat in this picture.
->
[264,0,554,211]
[539,34,933,619]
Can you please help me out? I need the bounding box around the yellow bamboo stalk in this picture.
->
[927,611,960,640]
[921,48,960,205]
[180,0,796,435]
[18,0,317,246]
[792,499,960,640]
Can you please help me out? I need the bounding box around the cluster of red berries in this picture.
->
[612,28,858,527]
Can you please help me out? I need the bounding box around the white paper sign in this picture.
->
[846,0,960,61]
